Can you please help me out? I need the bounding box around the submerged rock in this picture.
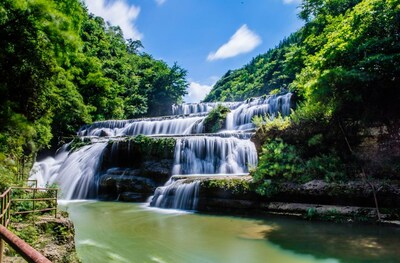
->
[118,192,145,202]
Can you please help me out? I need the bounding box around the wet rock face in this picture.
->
[96,138,175,201]
[99,170,155,198]
[98,161,174,201]
[141,160,174,183]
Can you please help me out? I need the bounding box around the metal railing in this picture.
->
[0,181,58,262]
[0,189,11,228]
[11,187,58,218]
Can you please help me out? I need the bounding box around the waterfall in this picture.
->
[150,179,200,210]
[172,101,241,115]
[30,142,107,199]
[78,116,205,137]
[172,137,257,175]
[30,92,292,210]
[226,93,292,130]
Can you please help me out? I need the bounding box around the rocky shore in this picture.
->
[4,212,80,263]
[196,176,400,224]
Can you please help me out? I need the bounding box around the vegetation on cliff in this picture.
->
[203,105,231,133]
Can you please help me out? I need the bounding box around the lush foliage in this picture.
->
[252,139,303,196]
[252,114,292,134]
[295,0,400,125]
[203,105,231,133]
[252,137,347,196]
[0,0,188,185]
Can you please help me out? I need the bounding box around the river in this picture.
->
[61,201,400,263]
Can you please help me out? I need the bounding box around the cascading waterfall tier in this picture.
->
[226,93,292,130]
[172,136,257,175]
[78,116,205,137]
[30,142,107,199]
[150,178,200,210]
[30,92,292,210]
[172,101,241,115]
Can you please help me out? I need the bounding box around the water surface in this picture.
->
[62,201,400,263]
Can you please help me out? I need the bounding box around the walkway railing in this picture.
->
[11,187,58,218]
[0,189,11,228]
[0,182,57,262]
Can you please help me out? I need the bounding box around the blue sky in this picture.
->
[84,0,303,102]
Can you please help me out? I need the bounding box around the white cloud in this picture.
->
[84,0,142,40]
[155,0,166,6]
[282,0,301,4]
[184,82,213,103]
[207,24,261,61]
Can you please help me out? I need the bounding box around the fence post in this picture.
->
[6,192,10,227]
[1,195,3,226]
[0,238,3,263]
[54,189,58,218]
[32,188,36,216]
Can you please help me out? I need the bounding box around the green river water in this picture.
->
[61,201,400,263]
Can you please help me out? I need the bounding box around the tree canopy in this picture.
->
[0,0,188,186]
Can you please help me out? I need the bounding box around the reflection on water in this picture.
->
[267,218,400,263]
[61,201,399,263]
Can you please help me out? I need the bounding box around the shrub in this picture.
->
[253,113,291,135]
[252,139,304,195]
[201,178,251,194]
[305,153,346,182]
[252,138,348,195]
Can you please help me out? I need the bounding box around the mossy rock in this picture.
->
[203,105,231,133]
[69,137,92,152]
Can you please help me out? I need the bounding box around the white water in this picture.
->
[172,136,257,175]
[150,179,200,210]
[78,93,292,137]
[78,116,205,137]
[30,93,292,210]
[172,101,241,115]
[31,142,107,199]
[226,93,292,130]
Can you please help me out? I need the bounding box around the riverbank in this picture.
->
[4,212,80,262]
[180,176,400,225]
